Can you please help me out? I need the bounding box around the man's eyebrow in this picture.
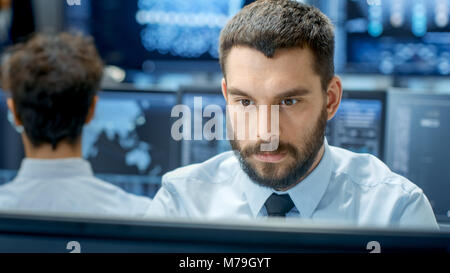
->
[227,87,312,101]
[273,88,312,100]
[227,88,255,100]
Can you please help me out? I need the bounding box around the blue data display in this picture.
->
[65,0,252,69]
[326,98,384,158]
[136,0,244,58]
[346,0,450,75]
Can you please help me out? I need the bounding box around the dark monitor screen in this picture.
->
[326,90,386,160]
[345,0,450,75]
[0,91,24,185]
[180,87,386,165]
[82,89,180,198]
[385,91,450,223]
[64,0,255,70]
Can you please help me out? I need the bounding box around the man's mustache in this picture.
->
[239,141,299,158]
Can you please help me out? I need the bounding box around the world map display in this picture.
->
[81,91,179,197]
[82,99,152,173]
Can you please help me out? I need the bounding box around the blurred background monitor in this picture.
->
[385,90,450,224]
[326,90,386,160]
[179,86,230,166]
[344,0,450,75]
[82,88,180,198]
[64,0,255,72]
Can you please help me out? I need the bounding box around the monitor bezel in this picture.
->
[0,211,447,253]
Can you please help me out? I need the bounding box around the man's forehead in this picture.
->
[225,46,321,97]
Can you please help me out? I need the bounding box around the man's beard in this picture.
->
[230,107,328,190]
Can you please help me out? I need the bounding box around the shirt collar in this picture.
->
[239,172,273,218]
[238,138,333,218]
[16,158,94,180]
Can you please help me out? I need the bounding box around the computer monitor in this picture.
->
[180,87,386,165]
[345,0,450,75]
[64,0,255,70]
[385,90,450,224]
[82,87,180,198]
[179,86,230,166]
[0,212,448,253]
[326,90,386,160]
[0,91,24,186]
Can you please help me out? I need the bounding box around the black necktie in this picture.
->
[264,193,295,217]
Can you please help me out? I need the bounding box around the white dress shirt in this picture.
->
[148,139,438,229]
[0,158,152,217]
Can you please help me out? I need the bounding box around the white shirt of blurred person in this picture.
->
[0,33,151,217]
[148,0,438,230]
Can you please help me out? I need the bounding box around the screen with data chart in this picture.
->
[326,90,386,160]
[179,87,230,166]
[385,91,450,223]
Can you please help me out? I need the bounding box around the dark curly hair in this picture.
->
[219,0,335,90]
[2,32,103,149]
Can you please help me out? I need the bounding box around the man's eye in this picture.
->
[280,99,298,106]
[239,99,254,107]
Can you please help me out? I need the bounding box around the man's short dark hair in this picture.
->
[219,0,335,90]
[2,32,103,149]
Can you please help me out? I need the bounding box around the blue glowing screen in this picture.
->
[346,0,450,75]
[65,0,252,69]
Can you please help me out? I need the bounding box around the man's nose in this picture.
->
[256,105,280,151]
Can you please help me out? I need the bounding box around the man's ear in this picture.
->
[85,95,98,124]
[221,78,228,103]
[6,98,22,126]
[325,76,343,121]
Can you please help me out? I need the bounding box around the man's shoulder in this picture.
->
[0,180,20,206]
[0,175,152,215]
[149,151,244,218]
[63,175,153,216]
[162,151,240,185]
[329,146,419,194]
[328,146,439,229]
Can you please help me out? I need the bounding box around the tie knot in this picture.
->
[264,193,295,217]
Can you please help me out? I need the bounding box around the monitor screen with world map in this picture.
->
[82,88,180,198]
